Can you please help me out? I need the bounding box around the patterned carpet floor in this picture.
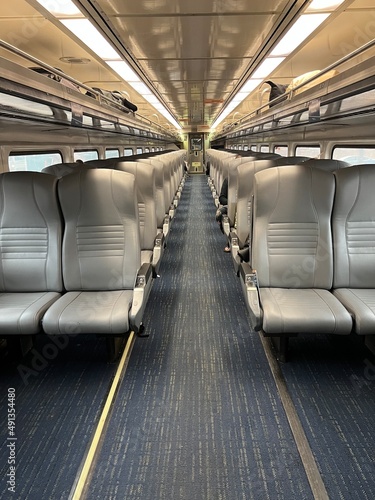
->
[0,334,117,499]
[86,175,312,500]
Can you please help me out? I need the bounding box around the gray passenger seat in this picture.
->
[239,164,352,360]
[43,169,153,340]
[139,158,170,240]
[333,164,375,335]
[0,172,62,337]
[115,161,164,275]
[230,156,310,273]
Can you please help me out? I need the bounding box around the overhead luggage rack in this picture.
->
[0,41,180,143]
[212,40,375,143]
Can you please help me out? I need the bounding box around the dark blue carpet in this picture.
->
[0,335,117,500]
[281,334,375,499]
[86,175,312,499]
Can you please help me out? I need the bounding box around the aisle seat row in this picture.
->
[0,149,187,357]
[207,150,375,359]
[240,164,375,359]
[207,149,349,273]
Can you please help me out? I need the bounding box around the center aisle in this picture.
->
[86,175,312,499]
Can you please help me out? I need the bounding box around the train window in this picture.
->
[144,147,150,153]
[274,146,288,156]
[243,145,249,151]
[332,146,375,165]
[260,145,270,153]
[136,148,143,154]
[250,146,257,151]
[295,145,320,158]
[105,149,120,159]
[124,148,133,156]
[9,151,62,172]
[74,150,99,162]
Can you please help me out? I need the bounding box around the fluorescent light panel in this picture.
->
[106,60,140,82]
[270,14,329,56]
[35,0,82,16]
[251,57,286,78]
[211,100,239,129]
[211,79,262,128]
[61,19,121,60]
[130,82,153,95]
[307,0,344,11]
[241,79,263,93]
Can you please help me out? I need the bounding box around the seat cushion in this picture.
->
[42,290,133,335]
[333,288,375,335]
[260,288,352,334]
[0,292,61,335]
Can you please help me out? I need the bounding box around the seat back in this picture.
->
[0,172,62,292]
[235,158,299,248]
[58,169,140,290]
[302,158,349,171]
[157,156,173,212]
[115,161,157,251]
[139,158,166,229]
[236,162,255,248]
[252,165,335,288]
[42,162,94,177]
[333,164,375,288]
[83,158,115,168]
[226,156,259,225]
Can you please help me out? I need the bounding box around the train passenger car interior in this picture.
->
[0,1,375,499]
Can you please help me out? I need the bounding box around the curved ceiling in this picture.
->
[0,0,372,132]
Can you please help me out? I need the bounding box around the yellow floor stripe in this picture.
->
[70,332,135,500]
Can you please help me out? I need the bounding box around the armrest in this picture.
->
[222,214,230,236]
[239,263,262,331]
[130,262,154,335]
[229,231,240,274]
[154,231,165,248]
[163,214,170,239]
[152,231,165,275]
[229,230,238,246]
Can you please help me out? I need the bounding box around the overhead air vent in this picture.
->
[59,57,91,64]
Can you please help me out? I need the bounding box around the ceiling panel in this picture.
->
[109,15,279,60]
[102,0,290,16]
[95,0,293,127]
